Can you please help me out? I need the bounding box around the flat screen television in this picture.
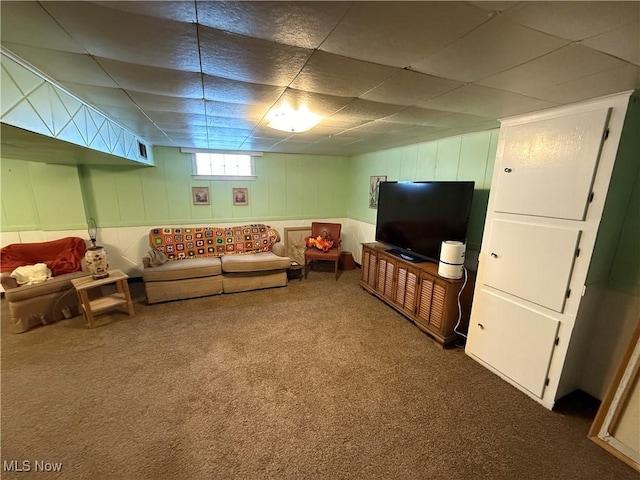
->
[375,181,475,263]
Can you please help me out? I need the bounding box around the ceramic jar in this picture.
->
[85,246,109,279]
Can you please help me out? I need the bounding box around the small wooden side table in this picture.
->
[287,261,303,281]
[71,269,135,328]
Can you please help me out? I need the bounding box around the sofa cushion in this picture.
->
[4,271,89,303]
[143,257,222,282]
[220,252,290,273]
[222,271,287,293]
[145,276,223,304]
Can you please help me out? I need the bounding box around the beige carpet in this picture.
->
[1,268,635,479]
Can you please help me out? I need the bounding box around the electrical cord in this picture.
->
[453,266,469,346]
[51,286,76,318]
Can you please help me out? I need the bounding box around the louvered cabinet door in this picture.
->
[361,247,378,288]
[395,265,419,316]
[376,254,396,300]
[415,274,448,335]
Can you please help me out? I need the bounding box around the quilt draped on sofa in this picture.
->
[149,224,279,260]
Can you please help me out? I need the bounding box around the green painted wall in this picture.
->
[1,158,86,231]
[346,130,499,250]
[78,147,349,228]
[608,170,640,295]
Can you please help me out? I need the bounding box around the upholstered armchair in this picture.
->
[304,222,342,280]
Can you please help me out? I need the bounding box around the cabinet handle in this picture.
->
[477,323,485,330]
[504,167,512,173]
[490,252,498,258]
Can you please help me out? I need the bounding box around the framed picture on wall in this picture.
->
[233,187,248,206]
[192,186,210,205]
[369,175,386,209]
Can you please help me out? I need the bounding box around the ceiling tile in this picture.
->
[411,16,569,82]
[0,1,85,53]
[95,105,159,132]
[4,44,119,88]
[290,51,397,97]
[91,1,197,22]
[156,125,208,137]
[248,126,295,139]
[207,139,247,150]
[145,111,207,127]
[320,2,491,67]
[518,64,640,104]
[42,2,201,71]
[330,99,406,121]
[361,70,462,106]
[317,117,369,130]
[198,26,312,86]
[206,128,253,139]
[60,83,134,108]
[196,1,350,49]
[384,107,455,126]
[421,84,556,118]
[97,59,204,98]
[581,21,640,66]
[203,76,285,105]
[432,112,501,128]
[502,1,639,41]
[206,117,258,131]
[341,121,414,135]
[478,44,631,100]
[127,92,205,115]
[239,138,281,151]
[305,135,362,146]
[276,89,354,117]
[205,100,269,121]
[391,125,450,138]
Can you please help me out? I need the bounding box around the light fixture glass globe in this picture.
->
[87,217,97,247]
[267,102,322,133]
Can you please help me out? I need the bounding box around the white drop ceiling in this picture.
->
[1,1,639,157]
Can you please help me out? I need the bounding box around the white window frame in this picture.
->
[181,148,261,180]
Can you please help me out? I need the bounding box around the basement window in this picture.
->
[183,149,261,180]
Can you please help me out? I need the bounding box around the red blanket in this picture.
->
[0,237,87,276]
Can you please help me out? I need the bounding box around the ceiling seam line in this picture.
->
[194,0,209,149]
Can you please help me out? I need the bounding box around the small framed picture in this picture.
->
[369,175,387,209]
[192,186,210,205]
[233,187,248,206]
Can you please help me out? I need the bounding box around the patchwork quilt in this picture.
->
[149,224,279,260]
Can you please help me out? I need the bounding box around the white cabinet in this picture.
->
[466,91,638,410]
[493,107,610,220]
[466,290,560,398]
[483,220,581,313]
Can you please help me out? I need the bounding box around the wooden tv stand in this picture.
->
[360,243,475,348]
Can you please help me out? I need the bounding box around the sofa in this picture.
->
[0,237,89,333]
[142,224,291,304]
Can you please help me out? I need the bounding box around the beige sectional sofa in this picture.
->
[142,224,291,304]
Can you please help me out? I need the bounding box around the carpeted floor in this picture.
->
[1,268,636,479]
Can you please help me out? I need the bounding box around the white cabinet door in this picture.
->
[466,290,560,398]
[483,220,580,313]
[493,108,610,220]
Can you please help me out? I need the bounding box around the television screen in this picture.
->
[375,181,475,263]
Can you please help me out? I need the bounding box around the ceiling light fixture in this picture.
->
[267,102,322,133]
